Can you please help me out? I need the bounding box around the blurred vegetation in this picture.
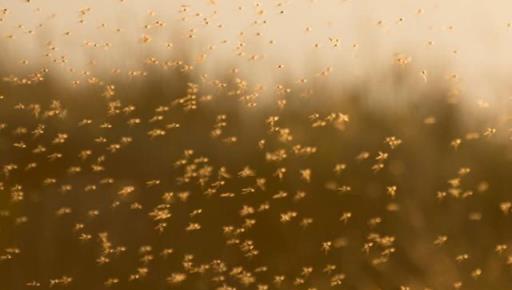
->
[1,64,512,290]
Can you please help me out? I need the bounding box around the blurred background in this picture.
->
[2,1,512,290]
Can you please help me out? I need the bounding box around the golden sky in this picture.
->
[1,0,512,100]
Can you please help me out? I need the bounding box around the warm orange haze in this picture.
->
[2,1,512,290]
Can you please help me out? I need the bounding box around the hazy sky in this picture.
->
[1,0,512,100]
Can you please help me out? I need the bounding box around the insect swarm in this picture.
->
[0,1,512,290]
